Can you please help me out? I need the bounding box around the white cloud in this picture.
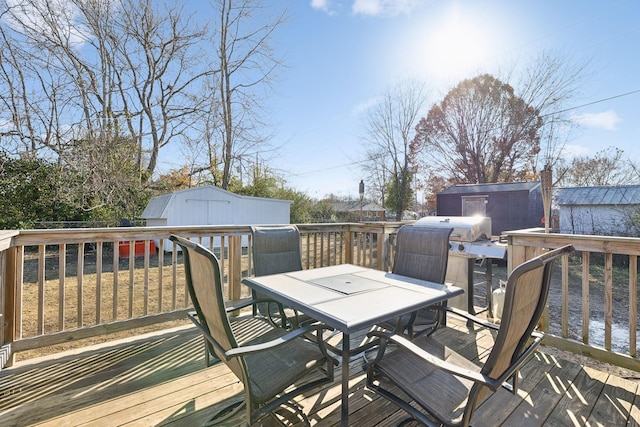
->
[311,0,419,17]
[351,0,420,16]
[573,110,622,131]
[3,0,92,49]
[352,96,381,116]
[311,0,334,14]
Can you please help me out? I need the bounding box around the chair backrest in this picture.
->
[470,245,575,408]
[251,225,303,276]
[392,225,453,283]
[169,235,245,381]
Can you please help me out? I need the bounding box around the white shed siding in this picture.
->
[559,205,633,235]
[557,186,640,236]
[140,185,291,249]
[145,218,167,227]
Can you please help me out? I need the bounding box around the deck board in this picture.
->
[498,355,583,427]
[0,320,638,426]
[544,365,608,426]
[588,372,638,426]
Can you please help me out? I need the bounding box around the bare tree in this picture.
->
[360,79,428,220]
[512,50,590,173]
[1,0,288,220]
[0,0,213,180]
[110,0,213,178]
[555,147,640,187]
[0,3,74,157]
[197,0,286,190]
[0,0,223,222]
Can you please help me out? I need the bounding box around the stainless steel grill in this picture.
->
[414,215,491,242]
[413,216,506,314]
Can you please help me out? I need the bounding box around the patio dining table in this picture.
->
[242,263,464,427]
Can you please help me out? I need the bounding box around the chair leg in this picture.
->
[204,399,245,426]
[271,400,311,427]
[203,397,311,426]
[204,341,220,367]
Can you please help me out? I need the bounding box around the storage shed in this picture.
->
[556,186,640,236]
[141,185,292,248]
[437,182,543,236]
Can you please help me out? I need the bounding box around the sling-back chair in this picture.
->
[170,234,335,426]
[383,225,453,338]
[250,225,310,328]
[366,244,575,427]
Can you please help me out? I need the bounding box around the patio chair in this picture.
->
[382,224,453,338]
[169,234,336,426]
[365,244,575,427]
[250,225,310,328]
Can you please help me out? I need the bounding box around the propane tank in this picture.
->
[492,280,507,322]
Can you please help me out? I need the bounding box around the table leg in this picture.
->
[486,260,494,318]
[341,333,350,426]
[467,257,476,315]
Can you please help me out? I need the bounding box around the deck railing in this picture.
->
[506,227,640,372]
[0,223,402,367]
[1,223,638,373]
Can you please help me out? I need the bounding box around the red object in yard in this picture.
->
[119,240,156,258]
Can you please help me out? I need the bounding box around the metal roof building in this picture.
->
[556,186,640,236]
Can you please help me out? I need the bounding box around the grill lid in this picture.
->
[413,216,492,242]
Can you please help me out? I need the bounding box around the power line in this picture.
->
[542,88,640,118]
[277,158,375,178]
[286,89,640,178]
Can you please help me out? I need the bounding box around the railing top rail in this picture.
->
[8,223,370,246]
[504,227,640,255]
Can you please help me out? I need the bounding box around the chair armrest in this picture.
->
[442,306,501,331]
[224,297,283,312]
[188,311,338,366]
[225,323,335,361]
[367,330,500,390]
[224,297,256,312]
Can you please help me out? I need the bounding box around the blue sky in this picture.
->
[237,0,640,200]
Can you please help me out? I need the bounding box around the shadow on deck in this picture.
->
[1,318,639,426]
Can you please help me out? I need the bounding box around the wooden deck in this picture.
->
[1,317,639,426]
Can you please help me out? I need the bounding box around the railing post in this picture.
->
[630,254,637,358]
[228,235,242,303]
[344,228,353,265]
[378,227,392,271]
[2,246,17,368]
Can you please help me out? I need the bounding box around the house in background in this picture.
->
[141,185,292,249]
[556,186,640,237]
[329,201,386,222]
[437,182,544,237]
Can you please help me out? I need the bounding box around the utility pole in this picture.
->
[359,180,365,222]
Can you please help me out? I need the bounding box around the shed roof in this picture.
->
[439,181,540,195]
[556,186,640,206]
[141,193,173,219]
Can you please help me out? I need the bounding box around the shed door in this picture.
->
[462,195,488,216]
